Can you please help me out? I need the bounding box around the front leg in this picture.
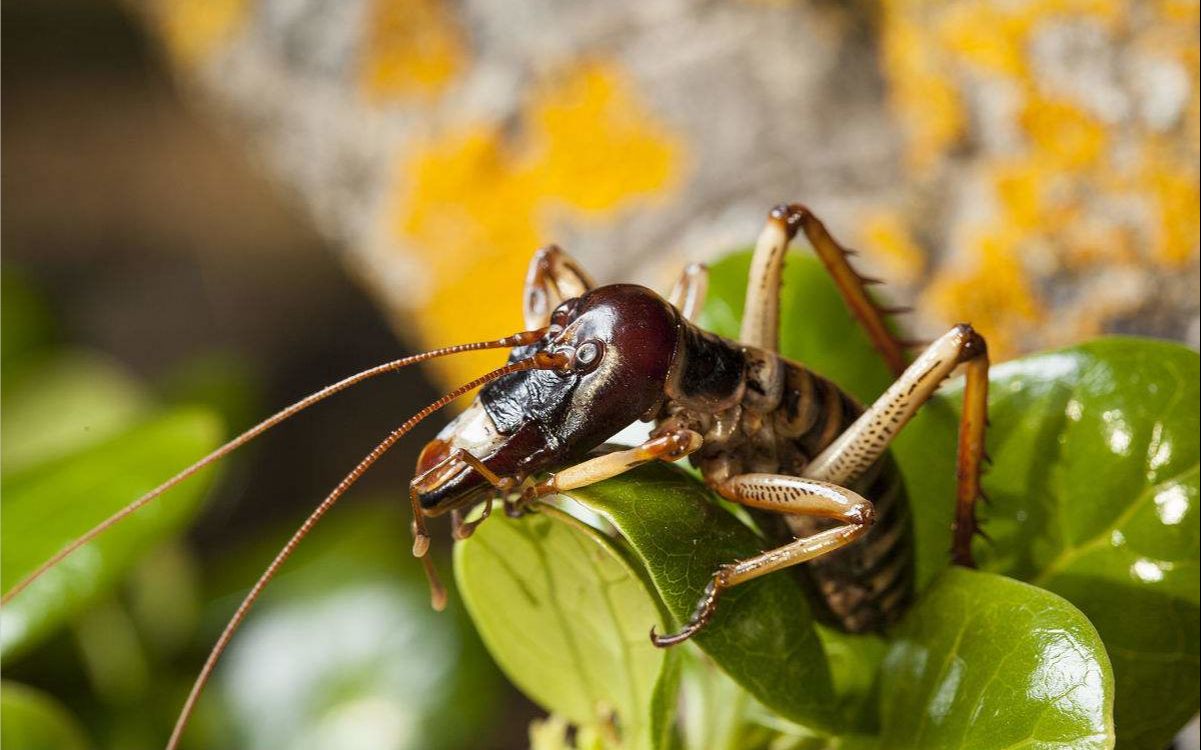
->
[523,245,595,329]
[524,429,703,501]
[651,474,874,646]
[411,448,515,551]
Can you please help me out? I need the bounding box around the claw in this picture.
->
[650,622,704,648]
[650,575,725,648]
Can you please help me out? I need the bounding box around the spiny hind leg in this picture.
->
[667,262,709,322]
[523,245,595,329]
[803,324,990,566]
[651,474,874,646]
[741,204,910,375]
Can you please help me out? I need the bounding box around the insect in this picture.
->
[3,203,989,748]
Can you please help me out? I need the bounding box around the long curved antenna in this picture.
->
[1,328,547,606]
[166,349,568,750]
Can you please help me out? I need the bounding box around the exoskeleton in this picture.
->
[5,204,990,748]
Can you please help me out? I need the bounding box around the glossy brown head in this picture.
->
[413,284,682,514]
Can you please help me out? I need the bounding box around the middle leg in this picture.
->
[667,262,709,322]
[651,474,875,646]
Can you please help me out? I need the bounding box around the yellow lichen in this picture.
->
[361,0,465,101]
[526,65,680,215]
[1158,0,1200,25]
[393,62,685,384]
[857,211,926,285]
[880,4,967,171]
[149,0,248,68]
[923,226,1045,357]
[992,159,1047,232]
[1020,98,1108,172]
[878,0,1198,356]
[936,2,1030,77]
[1140,143,1201,266]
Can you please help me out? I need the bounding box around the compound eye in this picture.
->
[574,340,603,370]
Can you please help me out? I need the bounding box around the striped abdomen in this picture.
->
[768,363,914,633]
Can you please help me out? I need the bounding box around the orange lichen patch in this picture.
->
[149,0,248,69]
[857,211,926,285]
[923,227,1045,358]
[992,159,1048,232]
[1140,144,1201,266]
[1020,98,1108,171]
[878,0,1198,354]
[936,2,1030,77]
[1041,0,1125,25]
[1059,221,1138,268]
[1158,0,1200,25]
[880,4,966,171]
[360,0,465,102]
[393,62,685,385]
[527,65,680,215]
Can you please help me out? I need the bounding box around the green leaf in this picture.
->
[888,339,1200,748]
[879,568,1114,749]
[0,681,90,750]
[1,350,150,476]
[698,250,895,404]
[211,502,502,750]
[0,409,224,660]
[456,505,673,749]
[566,464,841,732]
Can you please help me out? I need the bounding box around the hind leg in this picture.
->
[651,474,875,646]
[741,203,910,375]
[803,324,990,566]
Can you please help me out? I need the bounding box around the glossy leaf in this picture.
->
[456,505,674,749]
[885,340,1200,748]
[0,681,89,750]
[879,568,1113,749]
[0,409,223,659]
[564,465,841,732]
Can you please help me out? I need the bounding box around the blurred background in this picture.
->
[1,0,1197,748]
